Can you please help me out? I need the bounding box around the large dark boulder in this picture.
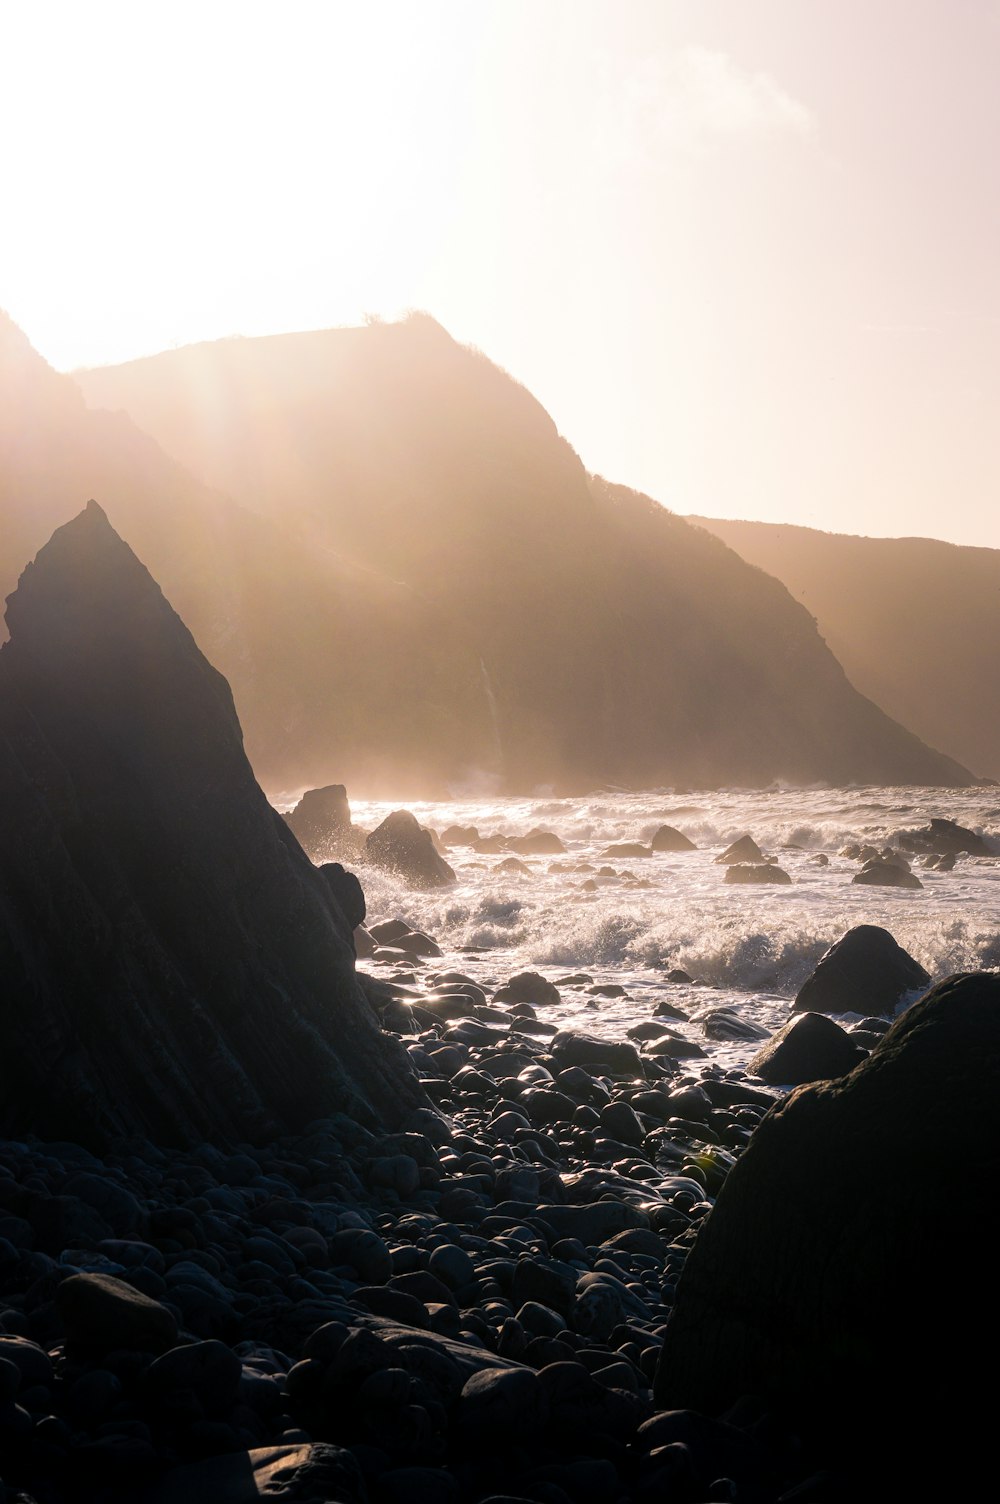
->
[748,1013,867,1085]
[793,924,929,1016]
[0,504,425,1149]
[655,972,1000,1491]
[365,810,456,888]
[651,824,697,852]
[852,856,922,889]
[283,784,357,859]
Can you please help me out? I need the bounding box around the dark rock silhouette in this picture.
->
[364,810,456,888]
[716,835,765,865]
[749,1013,866,1085]
[793,925,929,1016]
[284,784,356,859]
[655,972,1000,1490]
[0,504,425,1149]
[317,863,367,937]
[691,515,1000,781]
[651,824,697,852]
[852,857,923,889]
[71,315,976,793]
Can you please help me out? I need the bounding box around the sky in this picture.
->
[2,0,998,547]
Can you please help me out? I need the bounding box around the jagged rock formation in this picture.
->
[690,516,1000,781]
[74,315,975,792]
[0,504,425,1148]
[283,784,360,861]
[655,972,1000,1490]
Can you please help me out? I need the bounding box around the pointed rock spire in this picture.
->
[0,505,425,1148]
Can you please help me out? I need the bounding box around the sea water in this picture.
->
[295,786,1000,1072]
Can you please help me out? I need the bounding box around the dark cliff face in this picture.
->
[0,502,425,1149]
[77,316,975,791]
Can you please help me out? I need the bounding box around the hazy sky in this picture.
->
[3,1,998,546]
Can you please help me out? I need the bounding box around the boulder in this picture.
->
[493,972,561,1007]
[748,1013,867,1085]
[142,1444,366,1504]
[440,824,480,846]
[283,784,355,859]
[715,835,765,865]
[602,842,650,858]
[550,1031,643,1075]
[793,925,929,1017]
[317,862,366,935]
[507,829,566,855]
[57,1272,178,1352]
[724,863,791,885]
[895,816,989,857]
[852,858,923,889]
[655,972,1000,1492]
[365,810,456,888]
[651,824,697,852]
[0,505,425,1148]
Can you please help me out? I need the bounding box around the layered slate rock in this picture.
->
[655,972,1000,1489]
[748,1013,866,1086]
[0,504,425,1149]
[793,925,929,1016]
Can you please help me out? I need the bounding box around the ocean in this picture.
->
[298,786,1000,1072]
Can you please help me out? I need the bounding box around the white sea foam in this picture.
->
[342,786,1000,1069]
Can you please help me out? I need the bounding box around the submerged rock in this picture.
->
[724,862,791,885]
[793,925,929,1017]
[656,971,1000,1491]
[0,504,424,1148]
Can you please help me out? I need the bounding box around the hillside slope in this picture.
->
[690,517,999,781]
[1,312,492,792]
[76,314,976,790]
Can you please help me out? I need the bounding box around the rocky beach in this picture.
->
[0,507,997,1502]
